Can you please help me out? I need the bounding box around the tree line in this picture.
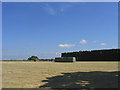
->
[62,49,119,61]
[27,56,53,61]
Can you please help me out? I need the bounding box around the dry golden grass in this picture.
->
[2,61,119,88]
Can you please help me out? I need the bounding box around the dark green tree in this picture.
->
[27,56,39,61]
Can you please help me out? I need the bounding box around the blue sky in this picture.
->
[2,2,118,60]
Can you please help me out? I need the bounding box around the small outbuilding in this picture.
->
[55,57,76,62]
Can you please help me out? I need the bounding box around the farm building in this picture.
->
[55,57,76,62]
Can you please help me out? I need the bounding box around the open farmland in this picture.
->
[2,61,119,88]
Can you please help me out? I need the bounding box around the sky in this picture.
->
[1,0,120,2]
[2,2,118,60]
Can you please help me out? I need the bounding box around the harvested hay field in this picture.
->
[2,61,119,88]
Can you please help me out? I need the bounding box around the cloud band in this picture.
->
[59,44,75,48]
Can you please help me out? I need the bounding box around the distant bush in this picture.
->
[27,56,39,61]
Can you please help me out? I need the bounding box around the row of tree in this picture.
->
[62,49,120,61]
[27,56,53,61]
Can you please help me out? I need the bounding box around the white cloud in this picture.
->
[80,40,87,44]
[60,5,72,13]
[100,43,106,46]
[56,53,61,55]
[43,4,72,15]
[42,4,56,15]
[47,7,56,15]
[59,44,75,48]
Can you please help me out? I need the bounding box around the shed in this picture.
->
[55,57,76,62]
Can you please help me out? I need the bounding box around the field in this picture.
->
[2,61,119,88]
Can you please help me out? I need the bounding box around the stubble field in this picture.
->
[2,61,119,88]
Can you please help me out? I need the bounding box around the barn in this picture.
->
[55,57,76,62]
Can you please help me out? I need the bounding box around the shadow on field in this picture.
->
[39,71,119,89]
